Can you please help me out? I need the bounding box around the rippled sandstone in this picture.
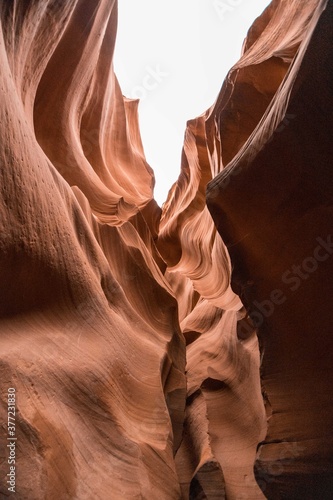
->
[207,0,333,498]
[0,1,332,499]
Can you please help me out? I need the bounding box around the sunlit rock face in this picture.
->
[0,2,184,498]
[0,0,331,499]
[207,0,333,498]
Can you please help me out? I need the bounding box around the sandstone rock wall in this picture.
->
[207,0,333,498]
[0,1,332,498]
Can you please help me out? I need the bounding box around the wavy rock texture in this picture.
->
[0,2,184,498]
[0,0,332,499]
[207,0,333,498]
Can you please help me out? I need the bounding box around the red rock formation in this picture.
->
[207,0,333,498]
[1,0,332,498]
[0,2,184,498]
[158,114,266,498]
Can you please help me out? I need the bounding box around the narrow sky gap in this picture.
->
[114,0,271,206]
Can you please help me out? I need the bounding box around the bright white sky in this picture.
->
[114,0,271,206]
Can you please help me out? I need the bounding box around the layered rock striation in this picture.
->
[0,2,184,498]
[207,0,333,498]
[0,0,332,499]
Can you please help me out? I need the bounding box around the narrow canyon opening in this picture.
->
[1,1,333,499]
[114,0,271,205]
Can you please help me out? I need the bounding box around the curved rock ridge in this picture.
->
[0,2,184,499]
[207,0,333,498]
[0,0,331,499]
[158,111,265,497]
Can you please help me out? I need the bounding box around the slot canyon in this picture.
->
[0,0,332,498]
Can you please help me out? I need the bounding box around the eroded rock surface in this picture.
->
[0,2,184,498]
[207,0,333,498]
[0,0,332,499]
